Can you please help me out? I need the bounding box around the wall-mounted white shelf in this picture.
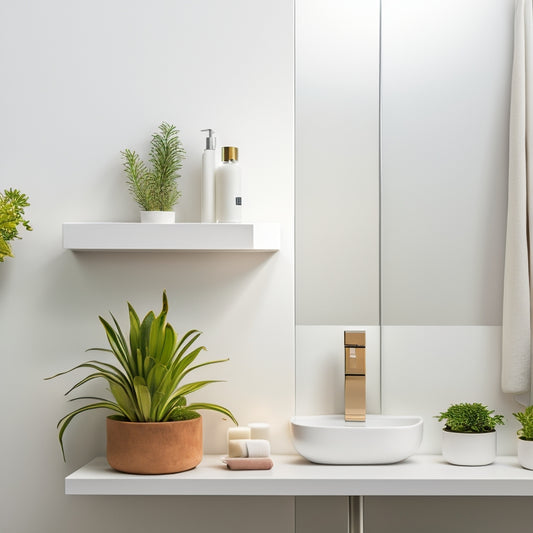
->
[62,223,280,252]
[65,454,533,496]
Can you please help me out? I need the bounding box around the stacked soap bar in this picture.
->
[224,423,273,470]
[228,438,270,458]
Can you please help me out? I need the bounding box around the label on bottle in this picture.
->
[236,197,242,206]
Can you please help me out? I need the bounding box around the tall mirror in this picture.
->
[295,0,381,416]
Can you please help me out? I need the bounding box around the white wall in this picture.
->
[0,1,294,532]
[381,0,512,326]
[380,0,517,454]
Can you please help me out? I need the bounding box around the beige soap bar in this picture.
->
[228,439,248,458]
[227,426,251,443]
[248,422,270,440]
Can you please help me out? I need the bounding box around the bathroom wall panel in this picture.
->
[381,0,514,325]
[295,0,380,325]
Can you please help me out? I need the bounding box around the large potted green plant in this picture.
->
[0,188,31,262]
[513,405,533,470]
[47,291,237,474]
[436,402,504,466]
[121,122,186,223]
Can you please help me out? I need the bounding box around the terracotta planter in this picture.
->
[517,437,533,470]
[106,416,202,474]
[442,429,496,466]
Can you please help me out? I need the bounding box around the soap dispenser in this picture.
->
[215,146,242,223]
[200,129,216,223]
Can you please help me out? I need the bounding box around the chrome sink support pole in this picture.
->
[349,496,364,533]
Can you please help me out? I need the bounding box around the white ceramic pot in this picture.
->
[442,429,496,466]
[140,211,175,224]
[517,438,533,470]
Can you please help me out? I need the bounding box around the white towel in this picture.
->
[502,0,533,399]
[245,439,271,458]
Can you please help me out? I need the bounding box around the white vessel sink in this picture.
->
[290,414,423,465]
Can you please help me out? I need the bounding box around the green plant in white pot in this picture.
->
[47,291,237,474]
[436,403,504,466]
[0,188,31,262]
[513,405,533,470]
[122,122,186,223]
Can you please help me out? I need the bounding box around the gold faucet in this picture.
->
[344,331,366,422]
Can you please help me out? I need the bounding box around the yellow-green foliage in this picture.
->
[513,405,533,441]
[0,188,31,262]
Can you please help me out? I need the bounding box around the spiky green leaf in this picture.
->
[110,382,139,421]
[133,376,152,421]
[172,380,221,398]
[186,402,238,425]
[139,310,155,359]
[98,316,133,381]
[57,401,124,460]
[174,329,202,362]
[128,303,141,373]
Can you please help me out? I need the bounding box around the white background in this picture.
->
[2,1,531,532]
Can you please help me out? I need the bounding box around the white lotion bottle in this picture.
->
[200,129,216,222]
[216,146,242,223]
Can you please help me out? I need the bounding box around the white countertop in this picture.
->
[65,454,533,496]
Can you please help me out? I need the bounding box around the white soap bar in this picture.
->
[248,422,270,440]
[227,426,251,444]
[246,439,271,458]
[228,439,248,458]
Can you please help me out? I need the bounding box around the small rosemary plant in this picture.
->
[0,188,32,262]
[122,122,186,211]
[436,402,504,433]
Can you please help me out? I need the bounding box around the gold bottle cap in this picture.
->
[222,146,238,161]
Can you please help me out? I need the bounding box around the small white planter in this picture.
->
[442,429,496,466]
[140,211,175,224]
[517,438,533,470]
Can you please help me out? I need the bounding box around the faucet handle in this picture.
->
[344,330,366,375]
[344,331,365,347]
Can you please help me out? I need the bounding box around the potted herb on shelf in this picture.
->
[47,291,237,474]
[436,402,504,466]
[513,405,533,470]
[0,188,31,262]
[122,122,186,223]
